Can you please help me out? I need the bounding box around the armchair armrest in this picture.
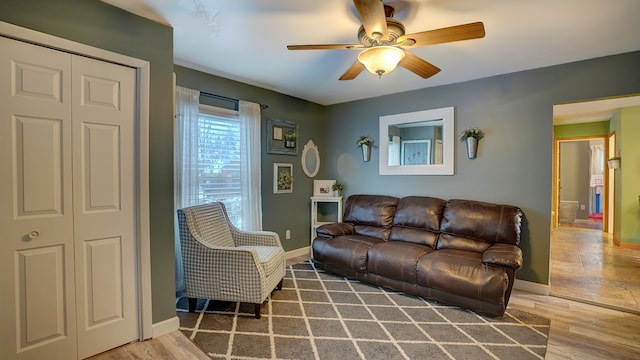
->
[315,222,355,238]
[232,228,282,248]
[482,243,523,269]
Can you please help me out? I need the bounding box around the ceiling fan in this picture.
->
[287,0,485,80]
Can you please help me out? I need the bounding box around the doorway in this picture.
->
[550,97,640,313]
[556,138,605,231]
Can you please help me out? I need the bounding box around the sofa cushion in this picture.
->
[416,249,508,304]
[368,241,434,283]
[390,196,445,247]
[438,199,523,250]
[343,195,398,240]
[436,233,492,253]
[312,234,384,273]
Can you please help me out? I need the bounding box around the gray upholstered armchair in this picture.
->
[177,202,285,319]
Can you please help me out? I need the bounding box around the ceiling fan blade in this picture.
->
[398,51,441,78]
[339,61,365,80]
[353,0,388,40]
[287,44,364,50]
[398,22,485,48]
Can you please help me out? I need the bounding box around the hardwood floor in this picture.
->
[551,225,640,312]
[508,289,640,360]
[88,329,209,360]
[93,255,640,359]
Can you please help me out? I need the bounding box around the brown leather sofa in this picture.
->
[312,194,524,316]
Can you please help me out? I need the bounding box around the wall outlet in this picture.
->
[285,230,291,240]
[580,204,585,210]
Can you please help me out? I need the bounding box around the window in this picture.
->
[192,105,243,227]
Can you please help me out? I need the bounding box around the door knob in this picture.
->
[28,230,40,239]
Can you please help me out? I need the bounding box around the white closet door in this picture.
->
[0,37,77,360]
[71,55,138,359]
[0,36,139,359]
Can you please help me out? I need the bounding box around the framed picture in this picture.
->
[274,163,293,194]
[313,180,336,197]
[272,126,283,140]
[267,118,298,155]
[402,139,431,165]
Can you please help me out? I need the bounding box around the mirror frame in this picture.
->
[379,106,455,175]
[301,140,320,177]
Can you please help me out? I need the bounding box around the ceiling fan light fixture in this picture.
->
[357,46,405,78]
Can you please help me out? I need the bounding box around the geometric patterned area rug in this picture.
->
[177,261,550,360]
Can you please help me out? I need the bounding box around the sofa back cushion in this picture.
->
[343,195,399,240]
[438,199,523,252]
[390,196,446,247]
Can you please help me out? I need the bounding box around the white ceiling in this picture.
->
[103,0,640,114]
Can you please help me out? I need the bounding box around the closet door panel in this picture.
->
[0,36,76,360]
[71,55,138,359]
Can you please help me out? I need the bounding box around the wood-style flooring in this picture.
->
[551,224,640,312]
[92,255,640,360]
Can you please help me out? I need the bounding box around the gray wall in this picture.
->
[323,52,640,284]
[173,66,326,252]
[1,0,176,323]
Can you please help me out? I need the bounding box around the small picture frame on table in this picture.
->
[313,180,336,197]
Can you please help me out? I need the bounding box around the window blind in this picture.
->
[195,107,243,227]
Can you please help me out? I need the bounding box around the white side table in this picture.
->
[310,196,343,244]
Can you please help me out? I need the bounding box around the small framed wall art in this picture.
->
[274,163,294,194]
[272,125,283,140]
[267,118,298,155]
[313,180,336,197]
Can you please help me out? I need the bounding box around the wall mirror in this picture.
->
[379,106,454,175]
[301,140,320,177]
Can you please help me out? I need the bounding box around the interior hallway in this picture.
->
[550,223,640,313]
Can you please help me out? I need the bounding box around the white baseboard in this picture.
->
[513,279,550,295]
[152,316,180,338]
[286,246,310,260]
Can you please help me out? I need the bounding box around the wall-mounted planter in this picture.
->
[607,158,620,169]
[466,137,478,159]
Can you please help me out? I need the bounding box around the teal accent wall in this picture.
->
[1,0,176,323]
[323,52,640,285]
[554,120,610,138]
[173,65,326,252]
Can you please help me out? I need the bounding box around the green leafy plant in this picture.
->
[332,182,344,192]
[284,131,298,141]
[608,156,621,161]
[459,127,485,141]
[356,136,374,147]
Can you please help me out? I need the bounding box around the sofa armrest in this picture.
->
[482,243,523,269]
[315,222,355,238]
